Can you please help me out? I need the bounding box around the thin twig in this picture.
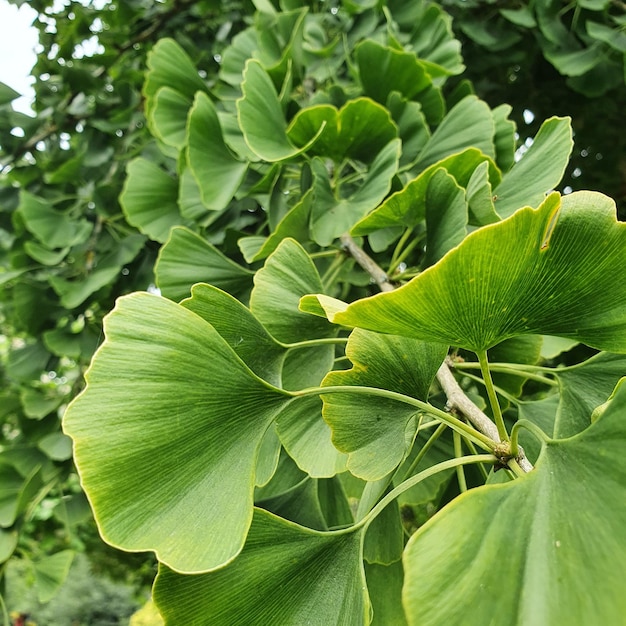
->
[340,234,395,292]
[340,233,534,473]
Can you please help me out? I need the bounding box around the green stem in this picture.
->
[389,227,413,271]
[507,458,527,478]
[510,418,549,457]
[477,350,509,442]
[463,439,490,481]
[453,431,468,492]
[281,337,349,350]
[388,237,422,276]
[321,253,345,290]
[399,422,447,482]
[454,362,558,387]
[459,371,522,406]
[292,385,496,451]
[363,454,496,528]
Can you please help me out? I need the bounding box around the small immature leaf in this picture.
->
[187,92,247,211]
[493,116,573,218]
[120,158,183,243]
[250,238,336,343]
[155,227,253,302]
[33,550,75,603]
[321,329,447,480]
[403,382,626,626]
[63,293,291,573]
[237,60,322,161]
[153,509,369,626]
[322,191,626,353]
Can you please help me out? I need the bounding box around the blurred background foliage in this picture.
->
[0,0,624,623]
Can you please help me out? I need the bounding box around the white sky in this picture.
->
[0,1,38,114]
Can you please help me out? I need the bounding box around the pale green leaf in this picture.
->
[120,158,184,243]
[187,92,247,210]
[351,148,499,235]
[424,168,467,267]
[287,98,398,164]
[181,283,286,387]
[143,38,207,120]
[250,238,336,343]
[414,96,495,170]
[356,40,431,104]
[494,117,573,218]
[63,293,291,573]
[155,227,253,302]
[150,86,191,150]
[33,550,75,603]
[310,139,402,246]
[18,192,92,249]
[323,192,626,353]
[553,352,626,438]
[237,60,322,161]
[321,329,447,480]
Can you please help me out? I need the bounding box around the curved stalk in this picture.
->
[477,350,509,441]
[362,454,496,529]
[291,384,497,451]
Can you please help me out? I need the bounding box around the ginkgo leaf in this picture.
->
[403,381,626,626]
[321,329,447,480]
[63,293,292,573]
[310,191,626,353]
[153,508,369,626]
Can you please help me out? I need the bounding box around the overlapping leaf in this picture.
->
[155,227,253,302]
[321,329,447,480]
[63,293,292,573]
[403,383,626,625]
[309,191,626,353]
[153,509,369,626]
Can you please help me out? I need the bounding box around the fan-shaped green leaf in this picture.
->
[351,148,499,235]
[310,139,402,246]
[321,329,447,480]
[287,98,398,164]
[493,117,573,218]
[553,352,626,438]
[155,227,253,302]
[319,191,626,353]
[143,38,207,120]
[63,293,292,573]
[414,96,495,170]
[153,509,369,626]
[237,60,323,161]
[187,92,247,211]
[181,283,286,386]
[403,382,626,626]
[150,86,190,150]
[17,192,92,249]
[356,41,431,104]
[120,158,184,243]
[250,238,336,343]
[424,168,467,266]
